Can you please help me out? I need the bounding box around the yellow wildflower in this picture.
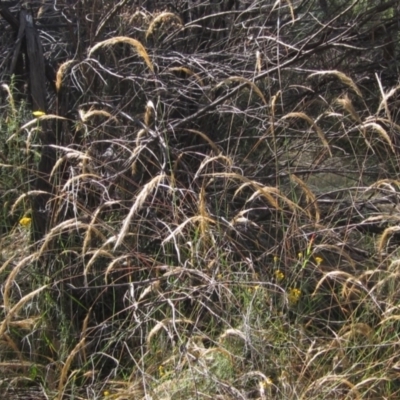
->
[19,217,32,227]
[314,256,323,265]
[158,365,165,377]
[273,255,279,263]
[262,377,273,388]
[103,391,110,397]
[274,270,284,281]
[32,110,46,117]
[298,252,303,259]
[288,288,301,304]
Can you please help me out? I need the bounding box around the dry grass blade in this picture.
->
[162,215,216,245]
[146,318,193,345]
[167,67,204,86]
[57,316,90,399]
[144,100,155,127]
[336,94,361,123]
[10,190,48,214]
[62,173,101,191]
[269,90,281,143]
[351,377,390,396]
[285,0,295,22]
[18,114,68,133]
[301,374,360,399]
[145,12,183,40]
[205,173,280,210]
[104,255,130,282]
[0,285,48,337]
[161,266,213,284]
[50,149,90,178]
[8,317,40,330]
[312,244,356,271]
[307,70,362,97]
[367,179,400,190]
[199,185,209,238]
[230,213,260,228]
[312,271,361,297]
[138,280,161,301]
[290,174,320,222]
[247,186,305,213]
[361,122,395,154]
[89,36,154,72]
[282,112,332,157]
[55,60,76,92]
[200,347,233,363]
[377,226,400,253]
[185,129,220,154]
[375,72,393,122]
[0,256,18,275]
[256,50,262,73]
[0,359,30,370]
[82,200,119,255]
[84,250,114,286]
[38,219,90,258]
[240,90,283,161]
[194,155,232,179]
[215,76,267,105]
[219,328,247,342]
[217,172,306,215]
[3,254,37,311]
[1,83,16,118]
[377,84,400,116]
[114,174,166,250]
[339,323,373,341]
[80,109,118,123]
[380,313,400,324]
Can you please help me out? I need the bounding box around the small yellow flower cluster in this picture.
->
[32,110,46,117]
[19,217,32,227]
[314,256,323,265]
[261,377,273,388]
[274,270,284,282]
[273,255,279,263]
[102,390,118,399]
[158,365,165,377]
[247,285,260,294]
[288,288,301,304]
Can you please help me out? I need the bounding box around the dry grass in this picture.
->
[145,12,183,40]
[89,36,154,72]
[2,1,400,399]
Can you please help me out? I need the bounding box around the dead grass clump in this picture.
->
[3,2,400,399]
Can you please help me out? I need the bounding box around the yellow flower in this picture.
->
[274,270,284,281]
[288,288,301,304]
[158,365,165,377]
[32,110,46,117]
[103,391,110,397]
[314,256,323,265]
[273,255,279,263]
[262,377,273,388]
[19,217,32,227]
[298,252,303,259]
